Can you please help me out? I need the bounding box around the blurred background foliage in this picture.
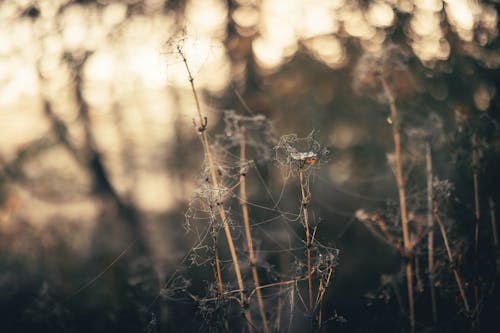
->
[0,0,499,332]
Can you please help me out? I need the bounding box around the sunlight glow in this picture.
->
[185,0,228,38]
[300,5,339,38]
[446,0,475,31]
[304,35,346,69]
[367,1,395,28]
[102,2,127,28]
[252,36,287,71]
[85,50,115,82]
[343,8,376,39]
[232,5,259,36]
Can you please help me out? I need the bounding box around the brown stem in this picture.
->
[213,237,224,297]
[489,197,500,275]
[373,215,404,255]
[179,47,252,330]
[213,239,229,332]
[239,128,269,332]
[201,276,309,303]
[471,133,480,317]
[489,197,498,248]
[276,282,283,332]
[426,141,438,322]
[299,170,314,312]
[379,76,415,333]
[434,203,471,314]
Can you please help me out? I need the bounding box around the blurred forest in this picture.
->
[1,0,499,332]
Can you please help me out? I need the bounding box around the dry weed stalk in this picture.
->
[239,127,269,332]
[433,202,471,314]
[379,75,415,333]
[489,197,498,249]
[299,169,314,311]
[488,197,499,274]
[177,45,253,330]
[471,132,481,324]
[425,141,438,323]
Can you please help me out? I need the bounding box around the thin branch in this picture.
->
[179,47,252,330]
[299,170,314,312]
[426,141,438,323]
[379,75,415,333]
[239,127,269,332]
[433,203,471,314]
[471,133,480,317]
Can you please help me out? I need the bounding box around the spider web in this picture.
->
[151,111,342,331]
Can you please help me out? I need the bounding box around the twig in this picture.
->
[433,203,471,314]
[299,169,314,312]
[426,141,438,322]
[372,214,404,255]
[379,75,415,333]
[488,197,499,275]
[239,127,269,332]
[471,133,480,320]
[276,281,283,331]
[178,45,252,330]
[489,197,498,248]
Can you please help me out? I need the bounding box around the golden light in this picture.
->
[299,5,339,38]
[410,10,441,36]
[232,5,259,36]
[414,0,443,12]
[343,8,376,39]
[304,35,346,69]
[252,36,286,71]
[360,29,386,52]
[61,5,89,50]
[101,2,127,28]
[446,0,475,31]
[134,172,177,212]
[367,1,395,28]
[85,49,115,82]
[185,0,228,38]
[411,36,450,62]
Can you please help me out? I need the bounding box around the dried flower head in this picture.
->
[273,131,329,175]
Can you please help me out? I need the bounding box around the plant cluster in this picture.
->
[156,38,340,332]
[352,45,499,333]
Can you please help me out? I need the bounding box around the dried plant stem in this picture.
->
[489,197,498,248]
[433,204,471,314]
[203,276,309,303]
[178,47,252,330]
[239,128,269,333]
[472,133,481,254]
[315,266,333,330]
[489,197,499,274]
[276,282,283,331]
[379,76,415,333]
[212,239,230,331]
[213,237,224,297]
[471,133,480,317]
[426,141,438,323]
[373,214,404,254]
[299,170,314,312]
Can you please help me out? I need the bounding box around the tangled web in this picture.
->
[274,131,329,174]
[161,113,341,331]
[215,110,276,163]
[274,131,329,199]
